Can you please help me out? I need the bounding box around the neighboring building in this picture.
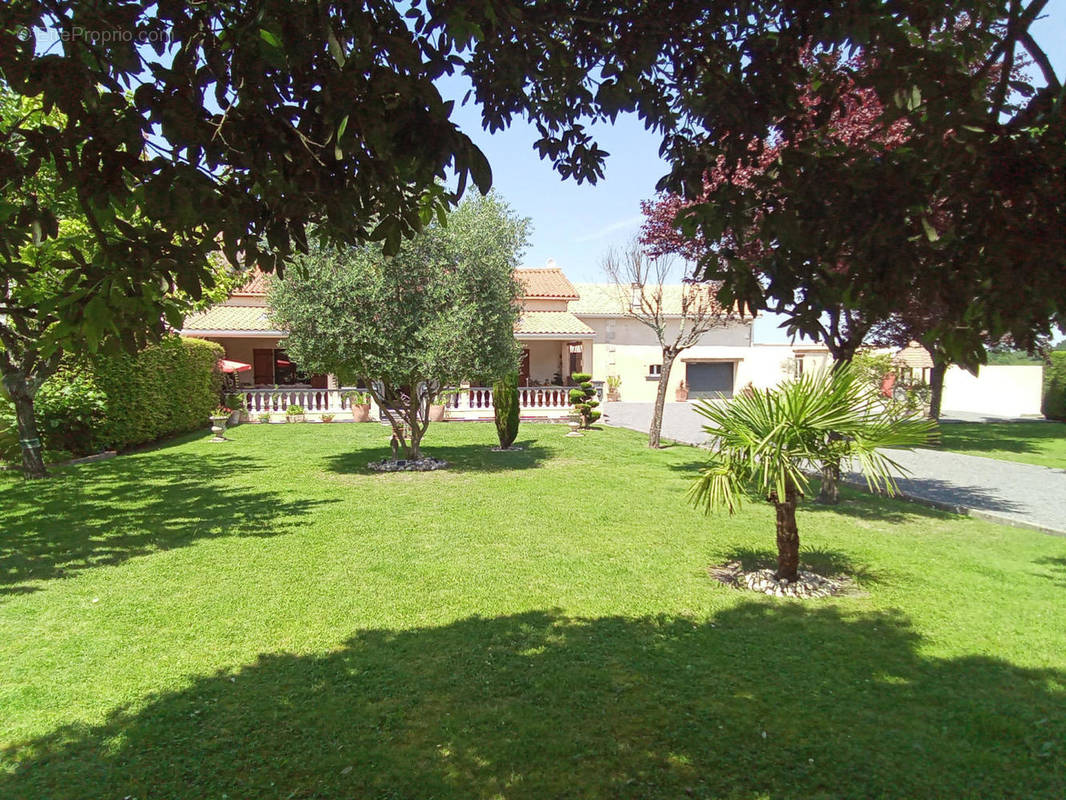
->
[180,261,828,414]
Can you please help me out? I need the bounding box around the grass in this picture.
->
[1,422,1064,799]
[936,421,1066,469]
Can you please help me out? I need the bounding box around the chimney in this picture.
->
[545,258,556,268]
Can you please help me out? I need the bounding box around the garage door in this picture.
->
[687,362,735,399]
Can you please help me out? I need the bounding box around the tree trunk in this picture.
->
[2,370,47,479]
[773,481,800,581]
[927,357,947,421]
[817,458,841,505]
[648,350,675,448]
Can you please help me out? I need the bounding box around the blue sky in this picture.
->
[440,6,1066,343]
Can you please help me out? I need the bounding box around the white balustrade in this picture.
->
[243,387,361,413]
[243,385,574,416]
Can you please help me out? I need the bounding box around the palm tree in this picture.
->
[689,364,936,582]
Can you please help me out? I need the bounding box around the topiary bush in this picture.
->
[493,370,520,448]
[1042,352,1066,420]
[569,372,601,428]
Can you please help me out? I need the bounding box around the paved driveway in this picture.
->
[601,402,1066,535]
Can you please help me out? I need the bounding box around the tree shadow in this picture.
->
[2,605,1062,798]
[323,441,551,475]
[720,544,885,586]
[937,422,1066,458]
[1033,556,1066,588]
[803,483,957,524]
[0,442,333,598]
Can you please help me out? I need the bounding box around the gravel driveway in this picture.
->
[601,401,1066,536]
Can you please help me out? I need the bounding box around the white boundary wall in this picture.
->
[941,365,1044,417]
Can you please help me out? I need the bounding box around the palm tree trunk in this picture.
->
[648,350,675,448]
[774,482,800,581]
[817,457,841,505]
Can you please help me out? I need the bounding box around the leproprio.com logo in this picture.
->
[16,25,171,45]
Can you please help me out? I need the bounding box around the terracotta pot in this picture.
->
[429,404,446,422]
[351,404,371,423]
[675,386,688,402]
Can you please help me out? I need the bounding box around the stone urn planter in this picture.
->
[209,415,229,442]
[227,409,241,427]
[351,403,371,422]
[428,403,446,422]
[285,405,306,423]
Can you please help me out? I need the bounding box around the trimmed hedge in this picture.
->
[36,336,223,455]
[1042,352,1066,421]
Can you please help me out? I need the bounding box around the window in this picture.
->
[605,319,616,342]
[648,363,662,380]
[631,283,641,311]
[794,356,804,377]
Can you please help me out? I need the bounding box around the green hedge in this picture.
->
[92,336,223,450]
[34,336,223,455]
[1042,352,1066,421]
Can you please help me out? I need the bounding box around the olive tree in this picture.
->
[271,193,526,459]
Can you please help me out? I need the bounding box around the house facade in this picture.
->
[180,261,827,417]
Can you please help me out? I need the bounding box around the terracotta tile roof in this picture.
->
[515,311,594,336]
[516,268,580,300]
[893,342,935,370]
[181,305,284,333]
[232,271,272,296]
[570,282,746,317]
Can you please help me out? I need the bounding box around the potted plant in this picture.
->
[606,375,622,402]
[428,389,456,422]
[344,390,372,422]
[675,381,689,402]
[285,404,306,423]
[224,393,245,425]
[209,406,231,441]
[321,413,335,423]
[258,411,272,424]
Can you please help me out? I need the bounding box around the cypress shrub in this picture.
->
[493,370,520,448]
[1042,352,1066,420]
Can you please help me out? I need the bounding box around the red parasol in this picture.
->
[218,359,252,373]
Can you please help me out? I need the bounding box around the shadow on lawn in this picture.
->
[938,422,1066,458]
[721,545,885,586]
[0,441,332,597]
[1033,556,1066,588]
[3,605,1063,799]
[324,440,551,475]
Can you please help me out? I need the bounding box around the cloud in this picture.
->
[573,214,644,243]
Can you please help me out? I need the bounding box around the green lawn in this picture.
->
[1,422,1063,799]
[936,421,1066,469]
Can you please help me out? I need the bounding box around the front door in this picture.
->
[253,348,274,386]
[519,348,531,386]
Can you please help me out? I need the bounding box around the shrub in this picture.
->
[569,372,601,428]
[33,371,109,454]
[89,336,223,450]
[493,370,520,448]
[1043,352,1066,420]
[224,392,246,411]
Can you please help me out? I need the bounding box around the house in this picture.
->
[180,261,827,417]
